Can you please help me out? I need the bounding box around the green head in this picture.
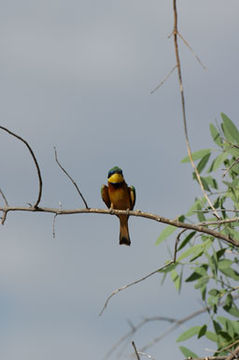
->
[108,166,123,178]
[107,166,124,184]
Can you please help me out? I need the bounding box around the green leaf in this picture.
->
[198,324,207,339]
[218,259,233,270]
[213,320,222,333]
[177,326,201,342]
[179,346,198,359]
[225,305,239,318]
[206,331,217,342]
[209,289,219,296]
[158,262,177,274]
[187,197,207,216]
[199,176,218,191]
[178,231,196,251]
[181,149,212,163]
[177,239,212,262]
[223,298,239,318]
[194,276,209,290]
[216,248,226,260]
[185,271,202,282]
[219,267,239,281]
[217,316,235,338]
[170,269,182,292]
[198,176,211,191]
[197,153,211,174]
[210,123,223,146]
[185,265,208,282]
[223,294,233,309]
[156,225,177,245]
[209,152,228,172]
[221,113,239,143]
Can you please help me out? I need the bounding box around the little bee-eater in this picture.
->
[101,166,136,246]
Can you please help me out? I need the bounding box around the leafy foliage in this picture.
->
[158,113,239,357]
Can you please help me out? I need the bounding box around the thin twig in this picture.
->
[104,316,177,360]
[0,126,42,208]
[189,357,227,360]
[174,228,187,262]
[54,147,89,208]
[223,158,239,178]
[150,65,177,94]
[0,188,9,224]
[178,32,207,70]
[132,341,141,360]
[138,352,156,360]
[141,294,239,353]
[172,1,220,220]
[52,213,57,238]
[226,344,239,360]
[140,307,210,353]
[0,188,8,207]
[99,260,174,316]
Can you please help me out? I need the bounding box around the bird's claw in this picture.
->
[109,207,115,215]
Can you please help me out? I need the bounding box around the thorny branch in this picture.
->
[0,126,42,208]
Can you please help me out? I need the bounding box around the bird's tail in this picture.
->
[119,215,131,246]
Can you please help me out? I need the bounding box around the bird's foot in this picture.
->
[109,207,115,215]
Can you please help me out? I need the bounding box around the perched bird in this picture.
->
[101,166,136,246]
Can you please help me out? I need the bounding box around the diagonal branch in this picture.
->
[132,341,141,360]
[0,188,9,224]
[0,126,42,208]
[99,260,174,316]
[150,65,177,94]
[172,0,220,220]
[54,147,89,208]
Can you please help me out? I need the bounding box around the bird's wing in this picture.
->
[101,184,111,208]
[129,185,136,210]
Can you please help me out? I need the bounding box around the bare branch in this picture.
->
[137,351,156,360]
[52,213,57,238]
[150,65,177,94]
[132,341,141,360]
[0,188,8,207]
[189,357,226,360]
[178,32,207,70]
[223,158,239,178]
[54,147,89,209]
[0,188,9,224]
[0,206,238,247]
[172,1,220,219]
[174,228,188,262]
[99,260,174,316]
[0,126,42,208]
[104,316,178,359]
[225,344,239,360]
[140,306,209,353]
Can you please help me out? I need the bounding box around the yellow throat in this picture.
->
[108,173,124,184]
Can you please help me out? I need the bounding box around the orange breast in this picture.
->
[108,182,130,210]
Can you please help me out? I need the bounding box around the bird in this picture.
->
[101,166,136,246]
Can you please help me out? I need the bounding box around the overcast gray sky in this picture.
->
[0,1,238,359]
